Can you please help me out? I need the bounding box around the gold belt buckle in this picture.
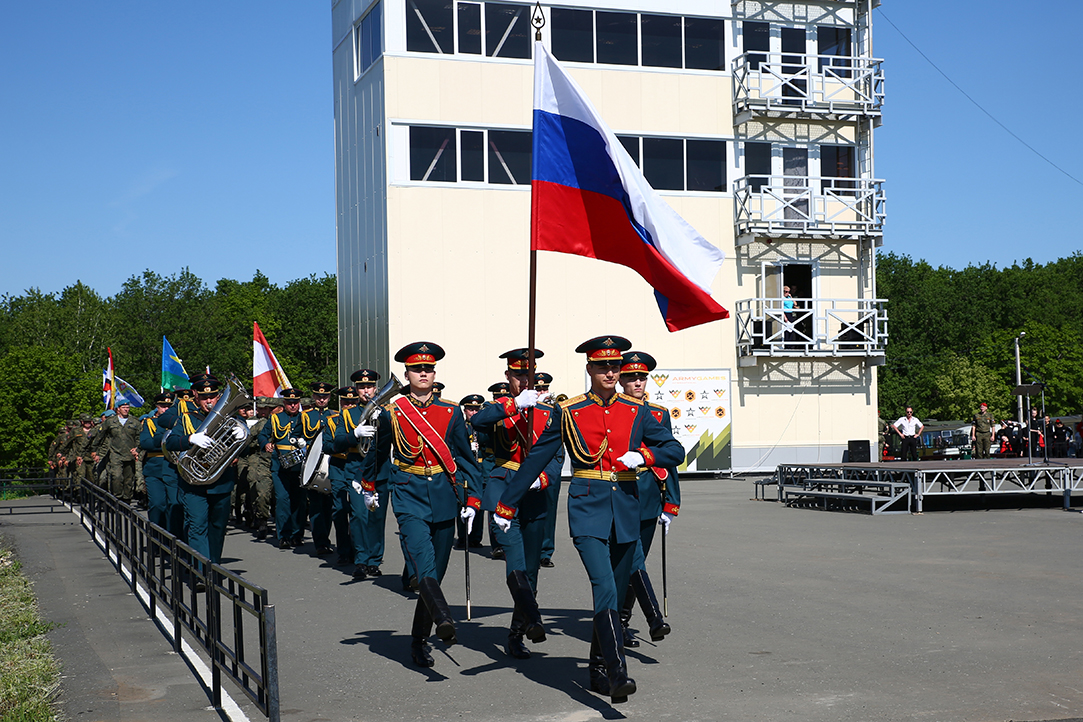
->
[609,471,619,482]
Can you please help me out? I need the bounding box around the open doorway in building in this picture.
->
[763,261,814,349]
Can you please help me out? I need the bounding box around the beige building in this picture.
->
[332,0,887,471]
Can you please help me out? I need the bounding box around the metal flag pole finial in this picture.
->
[532,2,545,41]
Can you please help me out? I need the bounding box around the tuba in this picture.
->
[357,374,403,455]
[169,375,254,486]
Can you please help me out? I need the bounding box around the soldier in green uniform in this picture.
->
[93,401,142,502]
[237,399,274,539]
[971,402,995,459]
[64,414,98,488]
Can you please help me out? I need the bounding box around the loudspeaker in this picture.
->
[847,439,871,463]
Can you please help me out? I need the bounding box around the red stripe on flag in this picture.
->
[531,181,728,331]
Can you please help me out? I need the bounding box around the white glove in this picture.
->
[617,451,645,469]
[658,512,673,536]
[514,389,539,410]
[494,515,512,533]
[351,481,364,495]
[363,491,379,511]
[460,507,476,533]
[189,432,212,449]
[231,424,246,441]
[295,437,307,449]
[353,423,376,440]
[529,478,543,491]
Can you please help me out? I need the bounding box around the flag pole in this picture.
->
[525,4,545,452]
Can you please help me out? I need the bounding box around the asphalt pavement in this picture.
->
[4,479,1083,722]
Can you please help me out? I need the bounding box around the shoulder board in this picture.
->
[647,401,668,413]
[559,394,587,409]
[617,392,644,406]
[439,399,460,408]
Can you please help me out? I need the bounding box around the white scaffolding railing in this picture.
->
[735,296,887,359]
[732,52,884,120]
[733,174,885,242]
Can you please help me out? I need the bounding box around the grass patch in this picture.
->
[0,542,60,722]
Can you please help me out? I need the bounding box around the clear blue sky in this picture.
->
[2,2,1080,298]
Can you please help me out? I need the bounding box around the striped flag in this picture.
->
[531,42,728,331]
[253,322,291,397]
[104,347,115,410]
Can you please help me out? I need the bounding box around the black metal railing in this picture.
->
[38,476,280,720]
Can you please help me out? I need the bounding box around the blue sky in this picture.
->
[2,2,1080,298]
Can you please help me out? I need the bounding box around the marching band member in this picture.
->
[465,348,564,659]
[302,382,336,556]
[324,386,360,565]
[357,342,481,667]
[164,375,241,576]
[140,392,175,530]
[339,369,387,580]
[495,336,683,703]
[258,388,306,549]
[618,351,679,647]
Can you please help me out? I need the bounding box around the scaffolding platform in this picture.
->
[768,458,1083,514]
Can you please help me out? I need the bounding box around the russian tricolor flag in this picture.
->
[531,42,729,332]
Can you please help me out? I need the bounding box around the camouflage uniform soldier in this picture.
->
[92,401,142,502]
[237,399,275,539]
[971,402,995,459]
[63,415,98,488]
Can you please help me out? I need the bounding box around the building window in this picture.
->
[461,130,485,181]
[487,129,532,184]
[550,9,725,72]
[743,21,770,70]
[745,141,772,192]
[407,0,454,54]
[409,126,457,182]
[597,11,638,66]
[485,3,531,58]
[458,2,482,55]
[552,8,593,63]
[407,0,532,58]
[821,145,856,193]
[687,140,726,192]
[354,2,383,78]
[818,26,852,76]
[408,126,530,185]
[643,138,685,191]
[641,14,682,69]
[684,16,725,71]
[408,126,728,192]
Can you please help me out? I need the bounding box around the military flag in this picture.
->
[529,42,728,331]
[102,348,145,408]
[253,322,291,397]
[161,336,190,391]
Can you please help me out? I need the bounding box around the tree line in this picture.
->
[876,252,1083,423]
[2,254,1081,466]
[0,270,336,467]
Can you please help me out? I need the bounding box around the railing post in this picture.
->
[264,604,280,722]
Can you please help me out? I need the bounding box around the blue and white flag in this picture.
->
[102,371,145,408]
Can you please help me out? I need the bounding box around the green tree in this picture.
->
[0,347,100,467]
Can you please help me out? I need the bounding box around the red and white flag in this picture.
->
[252,322,292,397]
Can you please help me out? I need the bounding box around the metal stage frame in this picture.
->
[768,458,1083,514]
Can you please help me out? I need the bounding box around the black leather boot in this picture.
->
[630,569,671,641]
[594,609,636,703]
[505,607,531,659]
[588,628,610,696]
[410,598,434,667]
[418,577,457,645]
[619,582,639,647]
[506,571,546,643]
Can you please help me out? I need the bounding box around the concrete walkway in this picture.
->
[4,480,1083,722]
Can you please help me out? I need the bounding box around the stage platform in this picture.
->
[764,458,1083,514]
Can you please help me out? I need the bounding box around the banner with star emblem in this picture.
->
[649,368,731,472]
